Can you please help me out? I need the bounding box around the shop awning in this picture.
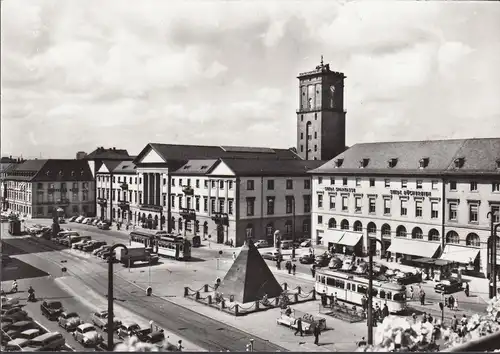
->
[387,238,440,258]
[322,230,345,245]
[440,245,480,264]
[337,232,363,247]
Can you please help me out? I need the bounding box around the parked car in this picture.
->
[5,320,37,338]
[73,323,102,347]
[92,219,99,226]
[1,295,19,309]
[314,254,331,267]
[261,250,281,261]
[23,332,66,351]
[81,218,90,224]
[4,338,32,351]
[253,240,269,248]
[435,279,463,294]
[328,257,343,269]
[280,240,293,250]
[85,218,95,225]
[93,245,110,256]
[75,216,85,223]
[40,300,63,320]
[341,258,355,272]
[299,254,315,264]
[91,310,109,329]
[58,311,81,331]
[76,240,93,250]
[300,239,311,248]
[97,221,110,230]
[72,240,88,249]
[69,216,78,222]
[354,261,368,274]
[17,328,43,340]
[395,272,422,285]
[58,218,66,224]
[117,322,141,339]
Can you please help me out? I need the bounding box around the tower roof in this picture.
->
[217,239,283,304]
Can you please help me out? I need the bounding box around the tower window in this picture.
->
[301,115,304,122]
[300,132,304,139]
[314,132,317,139]
[300,145,303,152]
[314,113,317,120]
[314,145,318,152]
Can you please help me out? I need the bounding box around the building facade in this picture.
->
[95,160,139,223]
[296,58,346,161]
[107,143,320,246]
[4,159,95,218]
[310,138,500,276]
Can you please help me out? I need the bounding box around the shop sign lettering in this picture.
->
[390,189,432,197]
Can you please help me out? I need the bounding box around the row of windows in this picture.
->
[35,191,88,203]
[97,175,138,184]
[246,179,311,191]
[317,176,500,192]
[97,188,137,203]
[448,203,499,224]
[246,195,311,217]
[317,194,440,219]
[171,195,235,215]
[172,178,234,190]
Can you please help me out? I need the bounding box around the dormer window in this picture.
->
[388,158,398,168]
[71,171,75,177]
[359,158,369,168]
[80,170,84,176]
[419,157,429,169]
[335,158,344,168]
[46,170,50,176]
[59,170,64,176]
[454,157,465,169]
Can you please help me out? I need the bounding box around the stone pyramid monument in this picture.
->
[217,239,283,304]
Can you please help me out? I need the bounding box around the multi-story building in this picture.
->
[4,159,95,218]
[309,138,500,276]
[95,160,139,223]
[296,57,346,161]
[167,158,322,246]
[121,143,323,246]
[1,161,21,211]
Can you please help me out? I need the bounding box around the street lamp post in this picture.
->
[367,237,384,345]
[487,209,500,298]
[107,244,128,350]
[291,196,296,260]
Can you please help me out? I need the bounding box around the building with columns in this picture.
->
[119,143,323,246]
[309,138,500,277]
[4,159,95,218]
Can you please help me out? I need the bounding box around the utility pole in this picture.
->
[291,196,296,260]
[107,244,128,349]
[488,209,499,298]
[367,237,383,345]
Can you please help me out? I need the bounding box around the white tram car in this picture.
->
[129,231,191,260]
[315,269,407,314]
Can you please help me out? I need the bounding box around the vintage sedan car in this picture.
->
[16,328,43,340]
[5,320,37,338]
[253,240,269,248]
[261,250,281,261]
[328,257,343,270]
[93,245,110,256]
[40,300,64,320]
[69,216,78,222]
[435,279,463,294]
[1,295,20,309]
[3,309,30,322]
[58,311,81,331]
[314,254,331,268]
[4,337,32,351]
[300,239,312,248]
[299,254,315,264]
[91,310,110,329]
[73,323,102,347]
[117,322,141,339]
[395,272,422,285]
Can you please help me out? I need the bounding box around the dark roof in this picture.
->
[100,160,122,173]
[170,160,218,176]
[213,158,324,176]
[6,159,94,182]
[311,138,500,176]
[112,161,137,174]
[85,147,132,160]
[134,143,301,164]
[0,163,17,174]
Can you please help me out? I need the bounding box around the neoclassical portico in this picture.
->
[136,167,170,230]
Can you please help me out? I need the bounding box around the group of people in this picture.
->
[360,295,390,324]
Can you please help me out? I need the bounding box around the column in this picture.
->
[156,174,161,206]
[143,173,148,206]
[149,173,154,205]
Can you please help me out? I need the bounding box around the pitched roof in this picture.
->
[216,239,282,304]
[85,147,132,160]
[112,161,137,174]
[135,143,301,164]
[216,158,324,176]
[6,159,94,182]
[170,160,218,175]
[0,163,17,174]
[311,138,500,176]
[101,160,122,173]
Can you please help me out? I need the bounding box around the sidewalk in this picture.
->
[54,276,205,352]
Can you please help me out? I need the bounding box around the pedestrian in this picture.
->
[333,292,338,305]
[313,324,321,345]
[177,340,183,351]
[320,292,327,307]
[311,264,316,278]
[409,286,414,300]
[375,304,381,321]
[428,313,433,324]
[460,314,468,327]
[421,291,426,306]
[412,313,417,324]
[422,312,428,323]
[382,303,389,319]
[454,298,459,311]
[464,283,470,297]
[451,315,458,332]
[448,295,455,309]
[294,317,303,337]
[232,252,236,260]
[292,263,296,275]
[361,295,367,311]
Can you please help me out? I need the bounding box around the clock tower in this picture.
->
[296,57,346,161]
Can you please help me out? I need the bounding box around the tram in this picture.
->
[315,269,407,314]
[129,230,161,250]
[157,235,191,260]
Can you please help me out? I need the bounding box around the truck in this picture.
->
[116,246,159,267]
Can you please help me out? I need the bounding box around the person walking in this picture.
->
[448,295,455,310]
[451,315,459,332]
[382,303,389,319]
[232,252,236,260]
[313,324,321,345]
[311,264,316,278]
[294,317,303,337]
[464,283,470,297]
[292,263,297,275]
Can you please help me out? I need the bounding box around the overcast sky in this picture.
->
[2,0,500,159]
